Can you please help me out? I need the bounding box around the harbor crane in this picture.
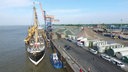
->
[39,2,59,31]
[39,2,59,47]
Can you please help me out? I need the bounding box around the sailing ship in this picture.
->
[24,3,45,65]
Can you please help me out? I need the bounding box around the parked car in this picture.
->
[47,39,50,42]
[66,39,72,42]
[117,62,125,68]
[64,45,71,50]
[100,54,111,61]
[89,48,98,54]
[77,42,83,47]
[111,58,125,68]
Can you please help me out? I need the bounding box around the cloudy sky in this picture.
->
[0,0,128,25]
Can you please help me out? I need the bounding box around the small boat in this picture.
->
[50,53,63,69]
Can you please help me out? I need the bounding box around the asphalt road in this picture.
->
[54,38,125,72]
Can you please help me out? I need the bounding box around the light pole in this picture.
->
[121,19,123,29]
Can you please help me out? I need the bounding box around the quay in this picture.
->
[26,25,128,72]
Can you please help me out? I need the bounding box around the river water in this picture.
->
[0,25,32,72]
[0,25,68,72]
[0,26,27,72]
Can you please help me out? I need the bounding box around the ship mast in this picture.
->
[33,3,38,44]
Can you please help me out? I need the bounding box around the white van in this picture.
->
[111,58,125,68]
[77,42,83,47]
[100,54,111,61]
[89,48,98,54]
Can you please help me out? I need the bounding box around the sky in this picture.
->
[0,0,128,25]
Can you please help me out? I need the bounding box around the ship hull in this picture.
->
[27,48,45,65]
[28,51,45,65]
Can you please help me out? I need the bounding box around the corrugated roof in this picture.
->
[58,28,66,33]
[65,26,81,36]
[65,30,74,35]
[55,26,82,36]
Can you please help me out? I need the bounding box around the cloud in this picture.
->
[0,12,32,25]
[48,9,84,24]
[55,12,128,24]
[0,0,34,25]
[49,9,82,15]
[0,0,32,9]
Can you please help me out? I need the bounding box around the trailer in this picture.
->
[106,47,128,56]
[116,50,128,59]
